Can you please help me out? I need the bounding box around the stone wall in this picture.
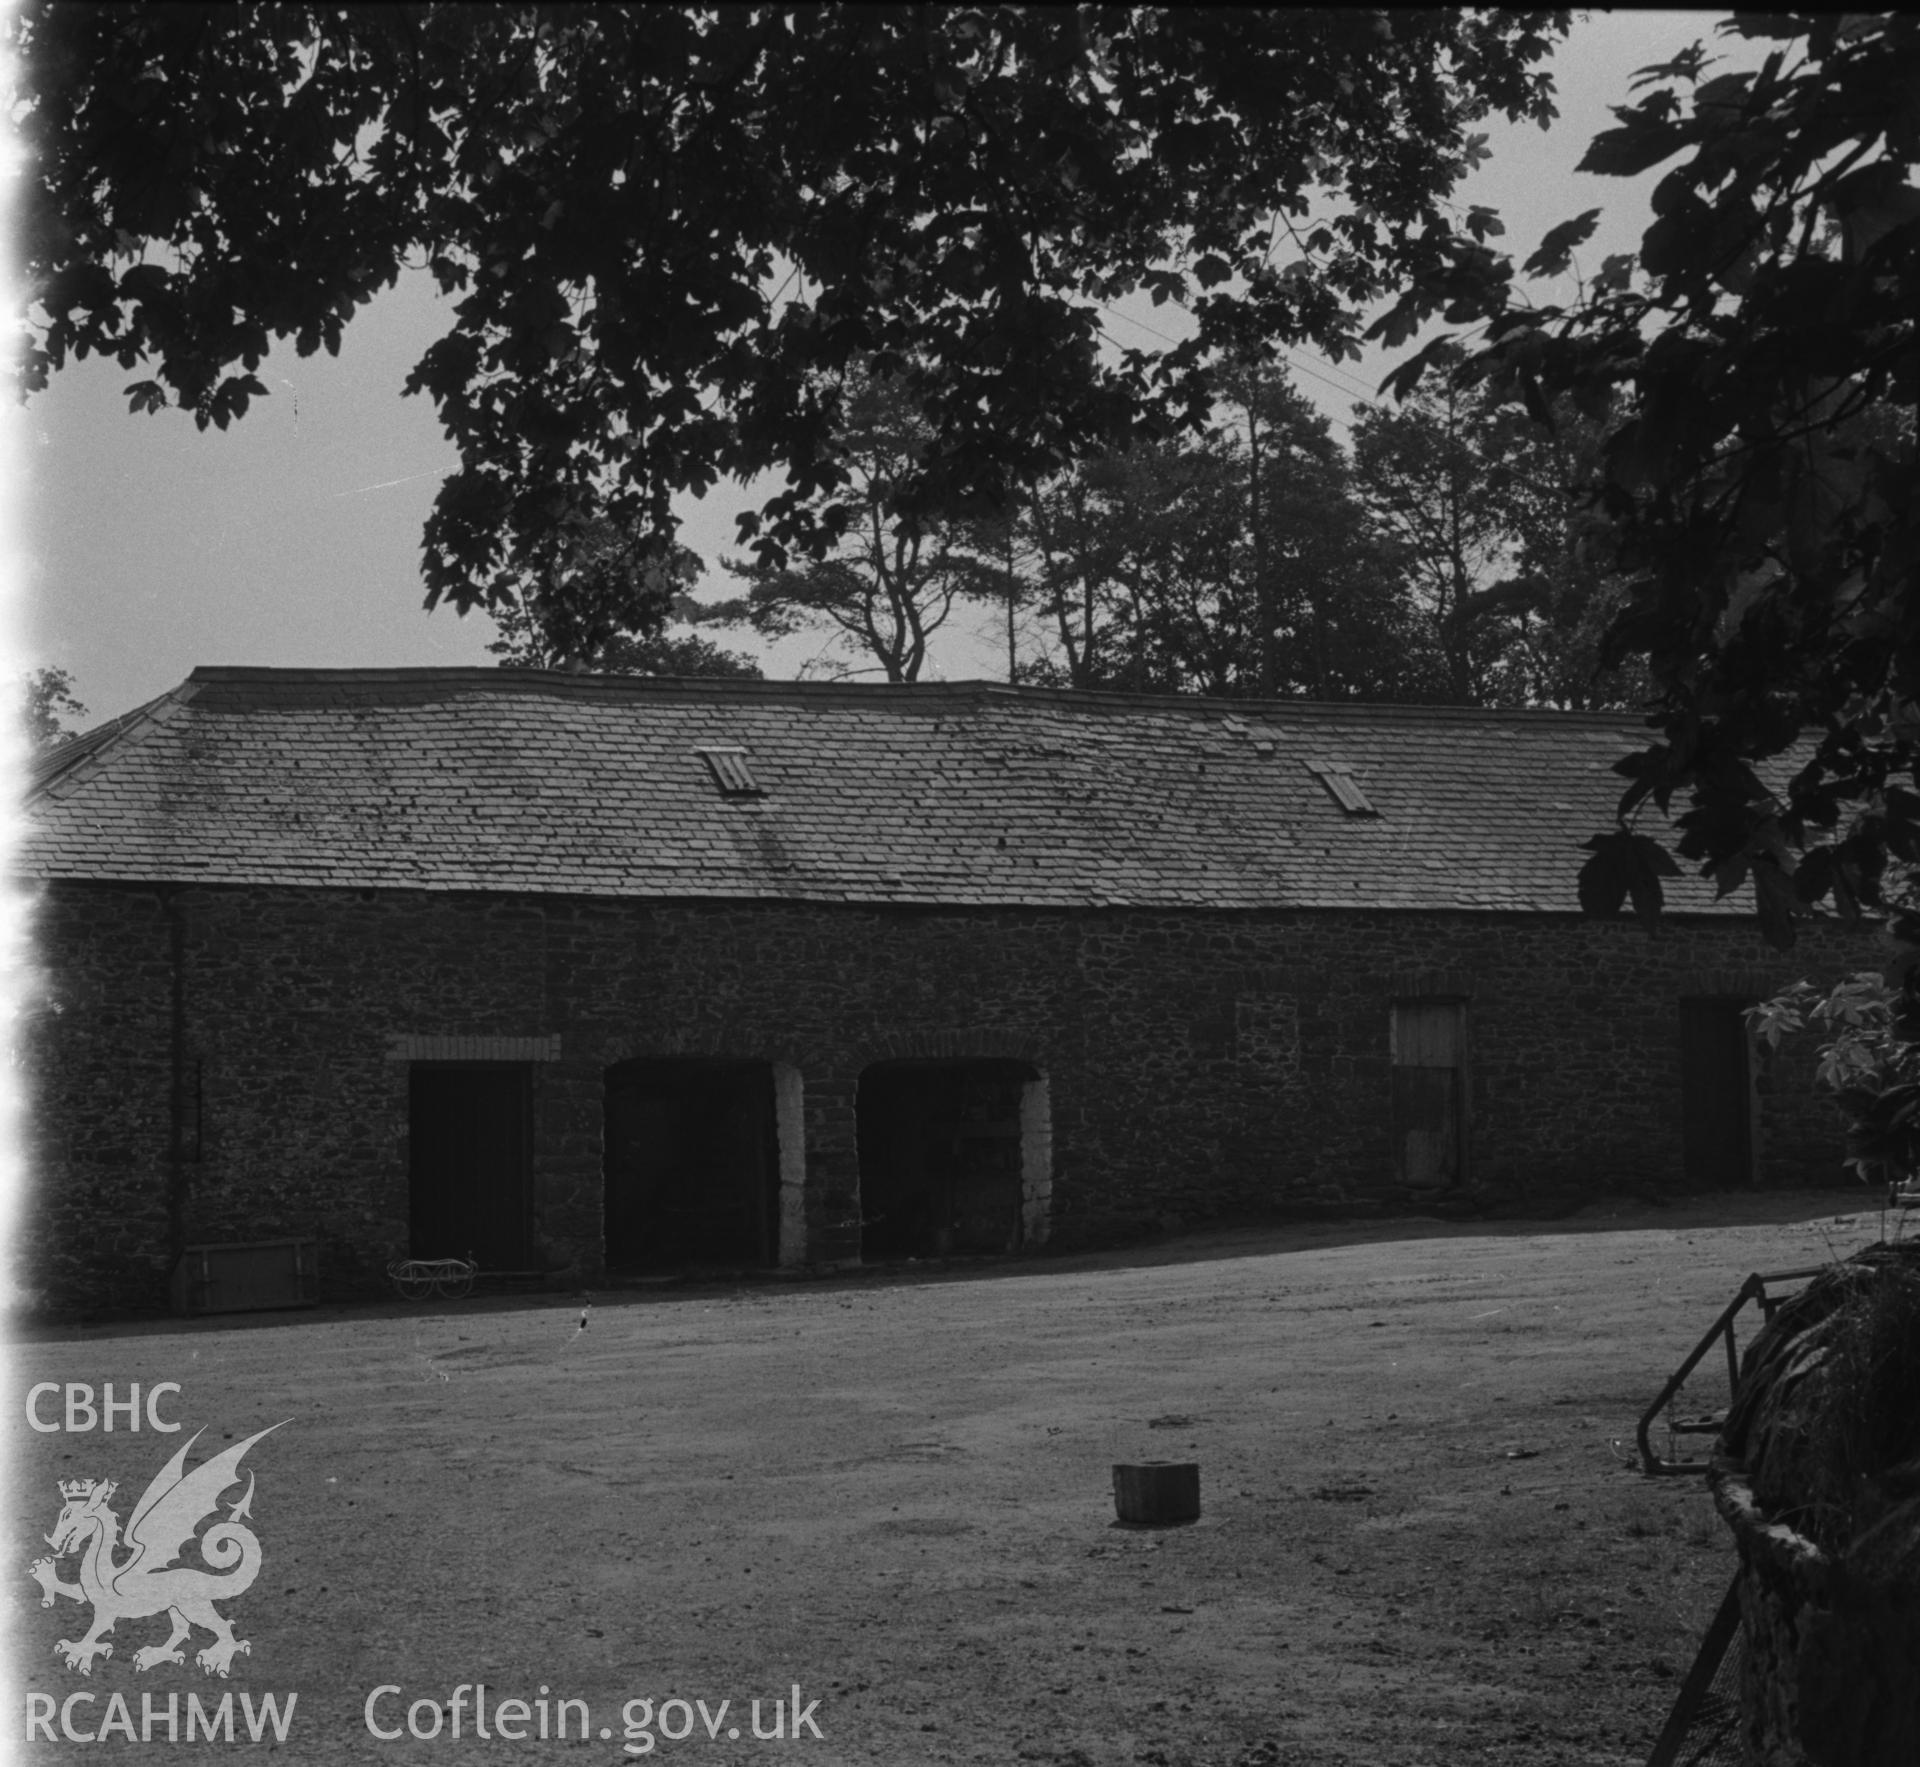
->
[18,881,1873,1313]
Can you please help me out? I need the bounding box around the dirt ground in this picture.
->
[7,1192,1898,1766]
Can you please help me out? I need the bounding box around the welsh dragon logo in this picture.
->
[27,1423,285,1677]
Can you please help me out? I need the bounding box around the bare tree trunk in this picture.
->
[1005,521,1018,685]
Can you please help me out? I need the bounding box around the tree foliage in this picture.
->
[20,666,88,754]
[1353,370,1542,705]
[1018,439,1259,695]
[1750,955,1920,1187]
[1013,371,1416,698]
[1218,363,1422,700]
[1372,13,1919,946]
[992,359,1635,706]
[699,362,989,683]
[1489,397,1653,710]
[487,522,759,676]
[17,4,1566,642]
[1350,355,1650,708]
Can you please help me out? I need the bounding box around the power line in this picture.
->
[1094,302,1373,421]
[1098,300,1375,399]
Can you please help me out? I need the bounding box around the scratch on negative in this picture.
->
[333,469,445,498]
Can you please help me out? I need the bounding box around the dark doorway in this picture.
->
[409,1063,534,1269]
[858,1060,1034,1260]
[604,1060,779,1270]
[1390,1000,1466,1189]
[1680,999,1754,1187]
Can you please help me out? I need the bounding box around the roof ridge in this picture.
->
[27,682,204,803]
[178,665,1657,726]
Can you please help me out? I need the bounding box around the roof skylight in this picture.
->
[695,746,763,796]
[1305,759,1378,816]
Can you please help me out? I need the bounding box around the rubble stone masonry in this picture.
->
[20,880,1877,1313]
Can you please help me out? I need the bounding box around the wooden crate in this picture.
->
[170,1238,319,1316]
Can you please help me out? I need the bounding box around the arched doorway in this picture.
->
[857,1058,1043,1260]
[604,1059,781,1271]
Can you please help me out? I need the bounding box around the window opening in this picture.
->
[1390,1000,1466,1189]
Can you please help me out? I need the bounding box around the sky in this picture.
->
[10,10,1766,731]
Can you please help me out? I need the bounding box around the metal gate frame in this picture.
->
[1646,1577,1744,1767]
[1636,1266,1825,1476]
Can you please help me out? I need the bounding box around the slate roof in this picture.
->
[22,665,1739,914]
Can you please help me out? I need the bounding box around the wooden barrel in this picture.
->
[1112,1461,1201,1526]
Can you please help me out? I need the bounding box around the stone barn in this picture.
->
[17,667,1869,1313]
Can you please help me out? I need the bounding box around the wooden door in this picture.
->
[603,1062,776,1268]
[1391,1001,1465,1189]
[1680,999,1754,1187]
[857,1068,942,1259]
[942,1068,1025,1255]
[409,1063,533,1269]
[858,1063,1026,1258]
[603,1081,682,1270]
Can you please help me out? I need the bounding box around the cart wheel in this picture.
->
[435,1267,475,1299]
[392,1267,435,1302]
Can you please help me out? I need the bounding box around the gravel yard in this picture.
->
[10,1191,1889,1765]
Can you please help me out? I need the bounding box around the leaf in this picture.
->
[1833,166,1920,262]
[1623,833,1681,930]
[1793,845,1836,907]
[1752,859,1799,950]
[1577,838,1630,919]
[1692,72,1754,114]
[1521,209,1601,279]
[1518,369,1553,432]
[1578,115,1692,179]
[1602,421,1655,493]
[1579,829,1679,932]
[1145,268,1187,307]
[1715,560,1783,645]
[1364,295,1429,355]
[1713,240,1761,297]
[1590,252,1636,294]
[118,262,172,300]
[1712,853,1750,899]
[1729,15,1815,41]
[1374,333,1456,403]
[1827,857,1864,923]
[1629,44,1711,85]
[1640,197,1715,281]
